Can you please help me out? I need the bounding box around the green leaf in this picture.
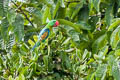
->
[71,2,83,20]
[90,72,96,80]
[32,9,42,26]
[1,17,9,41]
[94,46,108,60]
[115,49,120,56]
[112,62,120,80]
[38,0,52,7]
[7,9,16,25]
[13,14,24,42]
[0,0,8,17]
[95,64,107,80]
[105,5,113,26]
[97,46,108,59]
[42,6,51,24]
[8,75,13,80]
[0,0,3,16]
[56,7,66,19]
[78,5,89,22]
[93,0,100,12]
[89,0,94,15]
[58,19,91,32]
[108,19,120,31]
[43,55,48,69]
[92,34,107,54]
[82,49,89,60]
[117,0,120,6]
[19,74,25,80]
[110,26,120,50]
[53,1,60,18]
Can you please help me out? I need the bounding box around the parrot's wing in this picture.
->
[32,28,50,51]
[38,28,50,42]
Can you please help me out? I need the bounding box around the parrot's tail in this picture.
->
[31,42,40,51]
[32,44,37,51]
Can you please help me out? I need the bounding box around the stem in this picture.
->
[64,0,81,3]
[11,0,35,27]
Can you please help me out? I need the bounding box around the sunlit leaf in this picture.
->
[110,26,120,50]
[108,19,120,31]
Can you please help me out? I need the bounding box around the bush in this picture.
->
[0,0,120,80]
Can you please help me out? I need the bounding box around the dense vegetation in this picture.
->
[0,0,120,80]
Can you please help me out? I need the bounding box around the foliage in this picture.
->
[0,0,120,80]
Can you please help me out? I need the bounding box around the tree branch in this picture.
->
[64,0,81,3]
[11,0,35,27]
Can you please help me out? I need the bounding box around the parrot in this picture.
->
[31,20,59,51]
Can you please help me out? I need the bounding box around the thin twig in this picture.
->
[11,0,35,27]
[64,0,81,3]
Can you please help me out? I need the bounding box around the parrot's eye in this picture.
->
[53,21,59,27]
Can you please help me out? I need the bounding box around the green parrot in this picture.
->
[32,20,59,50]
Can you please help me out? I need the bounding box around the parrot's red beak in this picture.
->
[54,21,59,27]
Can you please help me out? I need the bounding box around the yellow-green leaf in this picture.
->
[110,26,120,50]
[28,39,35,46]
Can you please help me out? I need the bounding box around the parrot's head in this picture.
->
[48,20,59,27]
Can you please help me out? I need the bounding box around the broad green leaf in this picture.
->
[66,3,78,19]
[19,74,25,80]
[8,75,13,80]
[112,62,120,80]
[78,5,89,22]
[108,55,115,75]
[95,64,107,79]
[117,0,120,6]
[0,0,8,17]
[58,19,91,32]
[0,0,3,16]
[7,9,16,25]
[43,55,48,69]
[56,7,66,19]
[92,34,107,54]
[38,0,52,7]
[108,19,120,31]
[15,77,19,80]
[71,2,83,20]
[96,46,108,60]
[62,37,71,45]
[88,16,99,31]
[87,58,94,64]
[89,0,94,15]
[1,17,9,41]
[53,1,60,18]
[32,9,42,26]
[13,14,24,42]
[105,5,113,26]
[90,72,95,80]
[115,49,120,56]
[42,7,51,24]
[26,69,33,79]
[3,0,9,15]
[93,0,100,12]
[19,66,29,76]
[110,26,120,50]
[33,35,38,42]
[68,30,80,42]
[59,0,65,8]
[82,49,89,60]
